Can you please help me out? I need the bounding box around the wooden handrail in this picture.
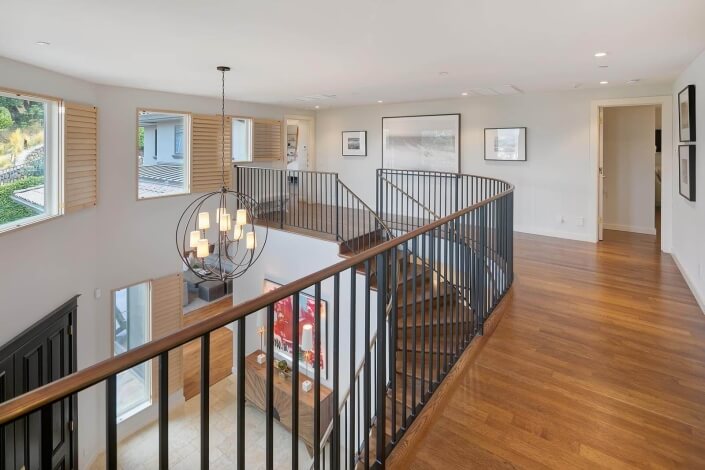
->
[0,180,514,425]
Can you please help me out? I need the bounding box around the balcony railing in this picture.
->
[0,167,513,469]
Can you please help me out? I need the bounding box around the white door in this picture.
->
[598,107,605,241]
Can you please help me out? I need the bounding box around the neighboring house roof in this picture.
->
[138,164,184,185]
[11,185,44,211]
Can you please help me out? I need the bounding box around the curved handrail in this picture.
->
[0,177,513,426]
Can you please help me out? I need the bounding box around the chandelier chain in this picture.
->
[221,68,226,187]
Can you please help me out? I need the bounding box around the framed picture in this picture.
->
[484,127,527,161]
[382,114,460,172]
[679,145,696,201]
[263,279,328,378]
[678,85,696,142]
[342,131,367,156]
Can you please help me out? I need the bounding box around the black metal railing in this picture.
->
[0,168,513,470]
[236,166,394,253]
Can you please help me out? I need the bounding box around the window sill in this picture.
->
[0,212,62,237]
[117,400,152,424]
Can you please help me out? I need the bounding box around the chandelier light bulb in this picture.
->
[189,230,200,248]
[196,239,209,258]
[233,224,243,240]
[198,212,210,230]
[219,213,231,232]
[246,231,256,250]
[236,209,247,226]
[216,207,228,223]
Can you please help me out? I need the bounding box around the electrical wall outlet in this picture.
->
[576,217,584,227]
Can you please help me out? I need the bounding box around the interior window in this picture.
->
[0,90,60,232]
[137,110,190,199]
[113,282,151,421]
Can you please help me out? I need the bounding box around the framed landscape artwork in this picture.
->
[263,279,328,378]
[342,131,367,156]
[382,114,460,172]
[679,145,696,201]
[678,85,696,142]
[484,127,527,161]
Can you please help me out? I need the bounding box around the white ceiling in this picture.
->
[2,0,705,108]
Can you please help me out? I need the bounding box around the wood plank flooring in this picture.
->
[182,296,234,400]
[398,230,705,469]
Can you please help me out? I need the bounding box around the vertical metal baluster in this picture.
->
[435,224,441,381]
[428,228,435,390]
[420,230,426,403]
[237,318,246,470]
[332,273,341,470]
[106,375,117,470]
[449,217,455,360]
[376,252,387,467]
[266,305,274,470]
[411,237,418,412]
[201,333,210,470]
[292,292,300,468]
[390,247,398,442]
[363,260,371,468]
[349,267,356,470]
[314,282,322,470]
[401,242,408,428]
[159,352,169,470]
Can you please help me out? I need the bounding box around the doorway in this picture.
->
[592,96,673,252]
[285,117,313,176]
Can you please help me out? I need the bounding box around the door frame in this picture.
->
[284,114,316,170]
[590,96,673,252]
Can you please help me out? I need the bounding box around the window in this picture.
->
[232,117,252,162]
[113,282,151,421]
[137,110,190,199]
[0,90,60,232]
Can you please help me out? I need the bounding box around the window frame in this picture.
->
[231,116,253,163]
[0,87,63,235]
[135,108,192,201]
[111,280,153,422]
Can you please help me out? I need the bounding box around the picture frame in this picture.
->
[382,114,460,172]
[678,145,696,201]
[484,127,527,161]
[263,279,328,379]
[678,85,696,142]
[342,130,367,156]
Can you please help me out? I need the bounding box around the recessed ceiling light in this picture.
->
[377,100,384,103]
[461,92,468,96]
[314,105,320,109]
[35,41,50,46]
[439,72,449,76]
[599,65,609,69]
[594,52,607,57]
[600,81,609,85]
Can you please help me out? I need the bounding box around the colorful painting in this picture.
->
[264,279,328,378]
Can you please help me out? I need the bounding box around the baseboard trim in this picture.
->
[514,226,596,243]
[672,252,705,315]
[603,223,657,235]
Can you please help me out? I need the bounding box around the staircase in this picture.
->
[338,229,469,468]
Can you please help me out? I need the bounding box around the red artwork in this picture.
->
[264,280,326,372]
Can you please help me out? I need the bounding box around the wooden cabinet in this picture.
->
[244,351,333,455]
[0,296,78,470]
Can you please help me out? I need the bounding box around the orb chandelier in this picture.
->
[176,66,267,282]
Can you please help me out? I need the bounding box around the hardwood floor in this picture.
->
[182,296,234,400]
[397,230,705,469]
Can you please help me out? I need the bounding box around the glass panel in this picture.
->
[232,118,251,162]
[138,111,189,198]
[0,92,56,231]
[113,282,151,420]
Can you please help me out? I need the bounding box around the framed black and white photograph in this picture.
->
[678,85,696,142]
[679,145,696,201]
[484,127,527,161]
[382,114,460,172]
[342,131,367,156]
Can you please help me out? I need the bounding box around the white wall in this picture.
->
[603,105,656,234]
[315,85,671,241]
[0,55,312,468]
[233,227,376,394]
[672,49,705,312]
